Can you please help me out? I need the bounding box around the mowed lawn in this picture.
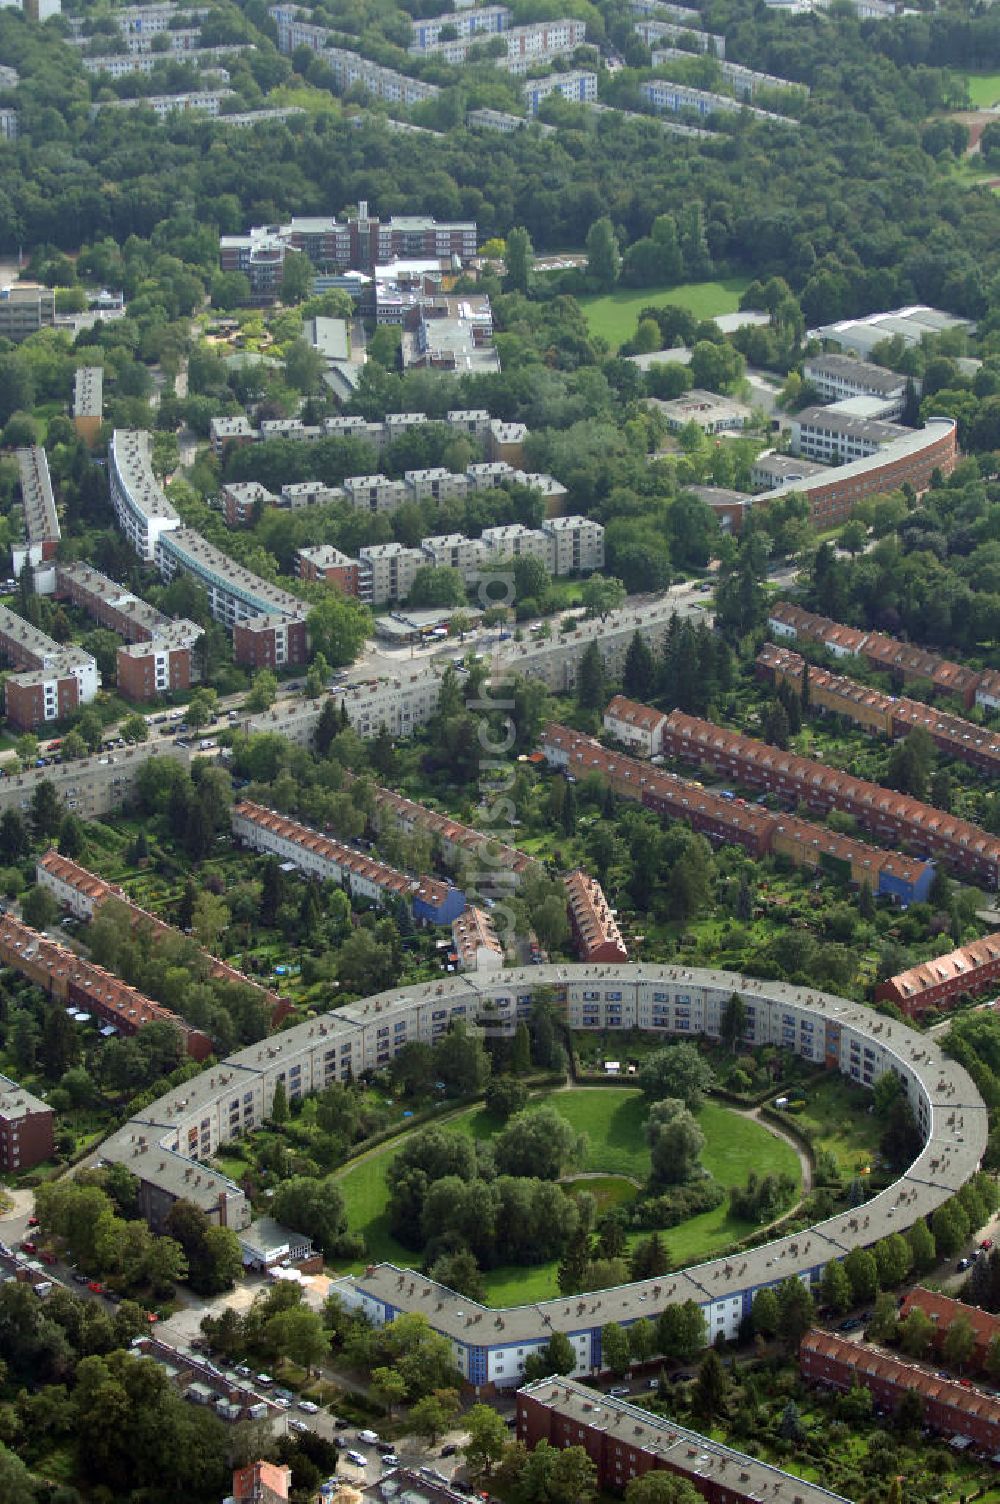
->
[962,70,1000,108]
[334,1088,801,1302]
[580,276,751,349]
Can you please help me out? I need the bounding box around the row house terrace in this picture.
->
[661,708,1000,887]
[232,801,466,925]
[0,913,211,1059]
[36,850,289,1024]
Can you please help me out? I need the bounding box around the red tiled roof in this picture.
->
[881,933,1000,1001]
[605,694,667,734]
[901,1287,1000,1348]
[564,869,627,962]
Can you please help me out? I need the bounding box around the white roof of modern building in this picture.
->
[544,513,598,531]
[210,416,255,438]
[100,957,987,1337]
[809,305,973,354]
[520,1378,850,1504]
[111,431,180,523]
[304,316,349,362]
[73,366,104,419]
[15,447,60,546]
[0,1072,50,1123]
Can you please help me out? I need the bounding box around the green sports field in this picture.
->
[335,1087,801,1302]
[579,276,752,349]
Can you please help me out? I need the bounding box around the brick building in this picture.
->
[295,545,361,594]
[0,913,212,1059]
[0,1073,54,1171]
[0,602,99,730]
[767,601,980,706]
[231,1461,291,1504]
[757,642,1000,777]
[36,850,289,1024]
[517,1377,849,1504]
[899,1287,1000,1370]
[660,707,1000,887]
[800,1328,1000,1450]
[876,932,1000,1015]
[232,800,467,925]
[542,722,935,904]
[564,869,628,964]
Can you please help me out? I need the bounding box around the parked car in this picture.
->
[20,1241,36,1254]
[288,1419,309,1434]
[982,1238,994,1251]
[345,1452,368,1468]
[235,1364,251,1377]
[608,1386,630,1398]
[381,1454,400,1467]
[358,1430,380,1445]
[255,1373,273,1387]
[298,1400,319,1414]
[26,1215,38,1227]
[87,1281,104,1294]
[957,1257,973,1272]
[441,1443,458,1457]
[72,1272,90,1285]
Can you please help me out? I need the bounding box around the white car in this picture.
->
[271,1396,291,1409]
[345,1451,368,1468]
[298,1400,319,1414]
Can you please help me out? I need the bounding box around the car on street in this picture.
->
[381,1454,400,1467]
[255,1374,273,1387]
[838,1317,862,1332]
[87,1281,104,1294]
[957,1257,973,1272]
[345,1452,368,1468]
[358,1430,380,1444]
[608,1386,630,1398]
[26,1215,38,1227]
[271,1396,291,1409]
[235,1364,251,1377]
[288,1420,309,1433]
[298,1400,319,1414]
[72,1272,89,1284]
[441,1444,458,1457]
[20,1241,36,1254]
[982,1238,994,1251]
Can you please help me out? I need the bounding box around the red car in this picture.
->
[87,1280,104,1294]
[26,1215,38,1227]
[20,1240,36,1254]
[981,1238,993,1251]
[146,1311,159,1323]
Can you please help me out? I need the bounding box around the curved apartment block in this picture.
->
[96,963,986,1391]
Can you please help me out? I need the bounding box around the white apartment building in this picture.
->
[523,69,597,113]
[480,523,551,565]
[409,4,509,51]
[633,18,726,55]
[421,534,485,573]
[404,468,469,503]
[155,527,305,632]
[108,430,180,562]
[343,474,407,514]
[358,543,425,605]
[446,409,492,440]
[543,515,604,574]
[502,18,587,74]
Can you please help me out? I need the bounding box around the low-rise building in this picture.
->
[36,849,287,1023]
[876,933,1000,1016]
[652,388,752,434]
[237,1217,315,1272]
[0,913,212,1059]
[603,694,668,758]
[451,905,504,971]
[221,480,277,528]
[295,546,361,594]
[899,1287,1000,1370]
[13,446,60,573]
[488,420,528,465]
[518,1376,848,1504]
[750,450,828,491]
[0,285,55,343]
[231,1461,291,1504]
[233,800,466,925]
[801,1328,1000,1450]
[210,415,255,455]
[790,404,908,464]
[0,1073,54,1171]
[802,353,910,417]
[405,467,470,503]
[564,869,627,964]
[808,305,972,359]
[72,366,104,444]
[661,705,1000,886]
[687,483,752,534]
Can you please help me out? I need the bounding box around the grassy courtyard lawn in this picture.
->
[335,1088,801,1301]
[961,70,1000,107]
[580,277,751,349]
[794,1073,881,1176]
